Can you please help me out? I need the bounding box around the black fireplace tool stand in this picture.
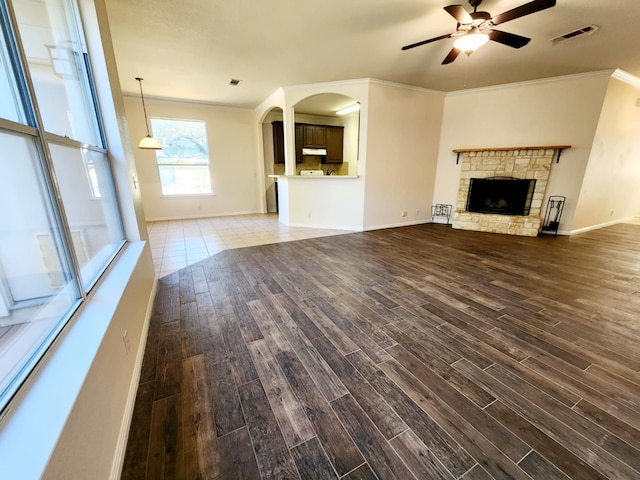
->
[540,196,565,236]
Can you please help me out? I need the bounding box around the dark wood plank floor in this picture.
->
[121,223,640,479]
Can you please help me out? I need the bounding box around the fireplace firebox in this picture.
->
[466,177,536,216]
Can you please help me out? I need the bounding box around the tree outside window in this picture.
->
[150,118,212,196]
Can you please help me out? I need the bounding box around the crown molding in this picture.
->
[282,78,371,92]
[282,78,445,96]
[367,78,446,96]
[611,69,640,88]
[121,94,254,112]
[446,70,615,97]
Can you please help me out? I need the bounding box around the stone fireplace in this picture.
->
[452,146,568,237]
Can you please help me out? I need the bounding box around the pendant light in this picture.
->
[135,77,162,150]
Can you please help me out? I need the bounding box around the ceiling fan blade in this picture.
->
[442,48,462,64]
[402,33,453,51]
[491,0,556,26]
[488,29,531,48]
[444,5,473,25]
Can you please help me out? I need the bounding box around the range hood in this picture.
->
[302,148,327,156]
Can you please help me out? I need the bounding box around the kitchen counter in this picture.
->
[268,174,359,179]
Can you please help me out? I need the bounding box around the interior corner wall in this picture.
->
[571,77,640,231]
[124,98,262,221]
[363,82,445,230]
[433,72,611,233]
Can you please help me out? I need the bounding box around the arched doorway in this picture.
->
[261,107,283,212]
[293,93,360,176]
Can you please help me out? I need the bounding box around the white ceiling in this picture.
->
[104,0,640,109]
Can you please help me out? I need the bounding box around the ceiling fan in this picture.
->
[402,0,556,64]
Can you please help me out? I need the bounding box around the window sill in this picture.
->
[159,193,215,199]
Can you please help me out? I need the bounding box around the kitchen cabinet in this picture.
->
[273,121,303,164]
[302,124,327,148]
[273,122,342,164]
[295,124,303,163]
[325,126,344,164]
[272,121,284,164]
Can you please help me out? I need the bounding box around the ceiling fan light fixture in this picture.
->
[453,32,490,53]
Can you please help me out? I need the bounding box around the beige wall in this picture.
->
[125,98,263,221]
[433,72,611,233]
[364,81,445,229]
[572,76,640,231]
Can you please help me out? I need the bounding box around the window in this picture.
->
[0,0,125,412]
[150,118,212,195]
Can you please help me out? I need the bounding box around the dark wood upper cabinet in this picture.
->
[295,124,303,163]
[273,122,341,164]
[272,121,284,164]
[302,124,327,148]
[325,126,344,164]
[315,126,326,148]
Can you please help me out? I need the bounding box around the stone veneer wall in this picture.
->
[452,148,555,237]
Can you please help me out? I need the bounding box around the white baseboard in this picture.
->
[364,219,430,231]
[287,223,363,231]
[109,274,158,480]
[145,210,264,222]
[569,217,637,235]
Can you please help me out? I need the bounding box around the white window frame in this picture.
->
[150,117,213,196]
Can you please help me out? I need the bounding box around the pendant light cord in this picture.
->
[136,77,152,135]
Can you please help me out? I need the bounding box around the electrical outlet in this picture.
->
[401,211,407,217]
[123,330,130,354]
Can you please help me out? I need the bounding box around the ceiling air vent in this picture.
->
[551,25,599,45]
[229,78,242,86]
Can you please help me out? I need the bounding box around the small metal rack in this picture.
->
[540,196,565,235]
[431,204,452,225]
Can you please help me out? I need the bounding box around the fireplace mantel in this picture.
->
[452,145,571,153]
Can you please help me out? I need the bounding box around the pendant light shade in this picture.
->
[135,77,162,150]
[138,134,162,149]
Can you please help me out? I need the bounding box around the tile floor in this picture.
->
[146,213,352,277]
[147,215,640,277]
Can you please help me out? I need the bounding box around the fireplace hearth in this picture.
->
[466,177,536,216]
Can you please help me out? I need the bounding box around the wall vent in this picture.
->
[551,25,599,45]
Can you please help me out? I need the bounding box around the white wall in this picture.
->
[124,98,263,221]
[572,74,640,231]
[364,81,445,229]
[284,177,365,230]
[433,72,612,233]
